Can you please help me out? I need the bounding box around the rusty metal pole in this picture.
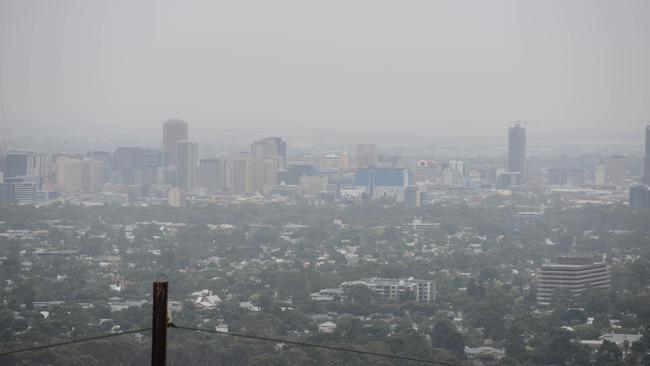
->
[151,281,168,366]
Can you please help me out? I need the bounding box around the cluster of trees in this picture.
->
[0,198,649,365]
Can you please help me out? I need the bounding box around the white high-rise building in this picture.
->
[199,158,223,193]
[56,158,104,193]
[177,141,198,191]
[594,165,607,186]
[80,159,105,192]
[163,120,188,168]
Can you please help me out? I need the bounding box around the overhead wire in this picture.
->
[0,327,152,357]
[170,324,465,366]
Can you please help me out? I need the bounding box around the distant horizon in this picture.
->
[2,1,649,146]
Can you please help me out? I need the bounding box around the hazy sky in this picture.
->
[1,0,649,143]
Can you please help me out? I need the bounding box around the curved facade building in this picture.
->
[536,257,610,305]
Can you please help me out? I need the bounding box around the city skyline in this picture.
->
[2,2,650,366]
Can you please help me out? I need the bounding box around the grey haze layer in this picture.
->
[0,0,649,144]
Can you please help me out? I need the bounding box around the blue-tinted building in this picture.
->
[354,168,411,201]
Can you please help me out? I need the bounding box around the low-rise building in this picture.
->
[341,277,435,303]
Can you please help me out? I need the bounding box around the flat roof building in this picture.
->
[536,257,610,305]
[341,277,435,304]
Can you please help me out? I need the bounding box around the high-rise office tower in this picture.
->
[56,158,104,193]
[356,144,378,169]
[630,184,650,209]
[112,148,161,186]
[594,165,607,186]
[229,154,254,194]
[86,151,112,183]
[251,137,287,168]
[176,141,198,191]
[5,151,48,179]
[113,147,143,185]
[507,123,526,180]
[199,158,222,193]
[642,124,650,185]
[320,153,345,173]
[606,155,625,186]
[163,119,188,167]
[251,156,280,194]
[414,160,441,183]
[80,159,105,192]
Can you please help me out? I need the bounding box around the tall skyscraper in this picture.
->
[630,184,650,209]
[162,119,188,167]
[199,158,223,193]
[229,154,254,194]
[113,147,142,185]
[5,151,48,179]
[86,151,112,183]
[356,144,378,169]
[642,124,650,185]
[80,159,105,192]
[112,148,161,186]
[251,156,280,194]
[251,137,287,168]
[176,141,198,191]
[507,123,526,180]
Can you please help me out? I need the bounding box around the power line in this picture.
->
[0,327,152,357]
[170,324,464,366]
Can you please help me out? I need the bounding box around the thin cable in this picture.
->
[0,327,152,357]
[170,324,463,366]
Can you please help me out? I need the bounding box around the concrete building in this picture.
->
[643,125,650,185]
[13,181,36,204]
[168,187,186,207]
[251,137,286,168]
[326,175,355,200]
[86,151,112,183]
[199,158,226,193]
[162,119,188,167]
[507,123,527,181]
[536,257,611,305]
[80,159,105,192]
[356,144,378,169]
[176,141,198,191]
[251,156,280,194]
[5,151,48,179]
[229,154,254,194]
[594,165,607,186]
[319,153,345,173]
[414,160,440,183]
[341,278,435,304]
[497,171,522,189]
[405,185,427,208]
[513,211,543,230]
[629,184,650,209]
[547,168,585,186]
[56,158,104,193]
[112,148,160,186]
[354,168,410,201]
[278,164,315,185]
[0,182,14,203]
[400,217,439,231]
